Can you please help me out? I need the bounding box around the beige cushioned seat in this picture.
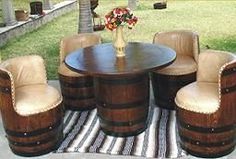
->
[175,82,218,113]
[151,30,199,109]
[175,50,236,113]
[175,50,236,158]
[58,63,83,77]
[0,55,62,116]
[157,55,197,75]
[0,55,63,156]
[58,33,101,110]
[16,84,61,116]
[59,33,101,76]
[154,30,199,75]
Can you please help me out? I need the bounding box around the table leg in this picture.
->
[94,73,150,137]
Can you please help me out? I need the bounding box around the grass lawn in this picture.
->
[0,0,64,23]
[1,0,236,79]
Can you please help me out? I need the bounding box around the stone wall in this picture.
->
[0,0,77,47]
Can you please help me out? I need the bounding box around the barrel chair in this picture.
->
[175,50,236,158]
[58,33,101,110]
[151,30,199,110]
[0,55,63,157]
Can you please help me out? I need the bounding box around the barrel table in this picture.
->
[65,42,176,137]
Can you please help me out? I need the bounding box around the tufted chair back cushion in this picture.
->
[0,55,47,88]
[59,33,101,63]
[197,50,236,83]
[153,30,199,62]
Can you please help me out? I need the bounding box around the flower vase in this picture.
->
[113,26,126,57]
[115,57,126,71]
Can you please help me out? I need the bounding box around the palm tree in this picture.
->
[43,0,53,10]
[78,0,93,33]
[128,0,137,10]
[1,0,17,26]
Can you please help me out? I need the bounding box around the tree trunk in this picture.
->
[43,0,53,10]
[1,0,17,26]
[128,0,137,10]
[78,0,93,33]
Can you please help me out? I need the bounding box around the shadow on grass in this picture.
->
[204,35,236,53]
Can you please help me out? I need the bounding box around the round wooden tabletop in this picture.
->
[65,42,176,77]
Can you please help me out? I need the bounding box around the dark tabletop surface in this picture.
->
[65,42,176,77]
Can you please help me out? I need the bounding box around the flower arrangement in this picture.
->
[105,7,138,31]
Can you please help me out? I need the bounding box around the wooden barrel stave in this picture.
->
[5,113,63,157]
[0,70,64,156]
[178,124,235,157]
[9,132,63,157]
[59,74,95,110]
[7,119,63,156]
[178,125,235,143]
[97,104,148,121]
[151,72,196,109]
[180,141,235,158]
[177,107,236,158]
[100,122,147,137]
[95,74,149,137]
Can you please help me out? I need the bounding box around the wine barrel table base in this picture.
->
[94,74,149,137]
[65,42,176,136]
[59,74,96,111]
[177,107,236,158]
[151,72,196,110]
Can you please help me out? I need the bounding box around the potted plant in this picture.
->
[29,0,43,15]
[15,9,29,21]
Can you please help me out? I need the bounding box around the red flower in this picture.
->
[105,7,138,31]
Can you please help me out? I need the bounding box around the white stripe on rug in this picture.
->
[57,111,83,152]
[122,136,135,155]
[77,118,100,152]
[132,130,145,156]
[99,135,115,153]
[55,104,187,158]
[146,107,161,158]
[68,109,97,151]
[110,137,125,154]
[168,111,178,158]
[89,130,106,153]
[63,111,80,135]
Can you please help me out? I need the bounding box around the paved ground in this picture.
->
[0,80,235,159]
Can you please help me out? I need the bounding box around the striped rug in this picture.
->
[55,100,187,158]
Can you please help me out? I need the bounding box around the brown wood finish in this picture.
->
[151,72,196,110]
[65,42,176,77]
[176,62,236,158]
[94,74,149,137]
[65,42,176,136]
[0,70,64,157]
[58,33,101,111]
[59,74,95,110]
